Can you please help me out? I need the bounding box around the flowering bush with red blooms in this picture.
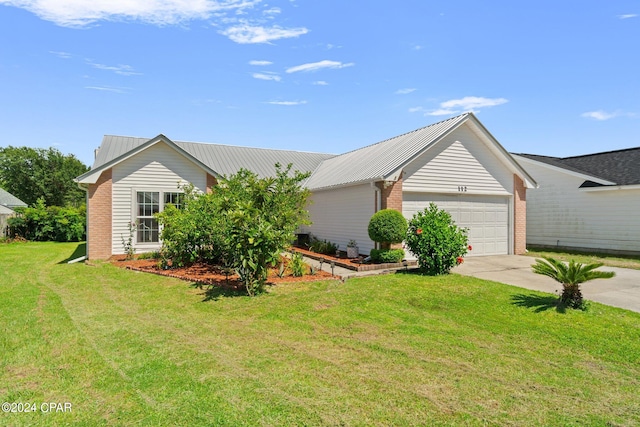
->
[468,245,472,251]
[405,202,469,275]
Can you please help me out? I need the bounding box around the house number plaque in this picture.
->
[457,186,468,192]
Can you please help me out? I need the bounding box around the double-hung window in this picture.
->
[136,191,160,243]
[135,190,184,244]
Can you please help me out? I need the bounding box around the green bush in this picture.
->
[157,164,311,296]
[370,248,405,264]
[404,203,468,275]
[368,209,407,247]
[308,235,338,255]
[7,198,85,242]
[289,252,307,277]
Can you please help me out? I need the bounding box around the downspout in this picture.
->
[76,181,89,260]
[371,182,381,250]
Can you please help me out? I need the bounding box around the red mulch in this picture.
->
[110,255,336,290]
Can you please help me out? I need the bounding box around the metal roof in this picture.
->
[81,113,535,190]
[90,135,335,179]
[0,188,27,208]
[304,113,471,190]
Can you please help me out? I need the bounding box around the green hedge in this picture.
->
[8,198,85,242]
[370,248,405,264]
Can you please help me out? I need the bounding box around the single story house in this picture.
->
[0,188,28,236]
[513,148,640,255]
[76,113,536,260]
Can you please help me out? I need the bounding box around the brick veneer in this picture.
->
[513,174,527,255]
[376,175,404,249]
[206,173,217,193]
[87,169,112,260]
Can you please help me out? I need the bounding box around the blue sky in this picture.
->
[1,0,638,167]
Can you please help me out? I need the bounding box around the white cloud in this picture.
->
[395,88,416,95]
[426,109,458,116]
[440,96,508,110]
[252,72,281,81]
[409,96,508,117]
[266,100,307,105]
[49,50,72,59]
[249,60,272,66]
[87,61,141,76]
[286,60,354,73]
[581,110,617,121]
[85,86,128,94]
[0,0,261,27]
[313,80,328,86]
[618,14,637,19]
[220,23,308,43]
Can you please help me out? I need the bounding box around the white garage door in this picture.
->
[403,193,510,256]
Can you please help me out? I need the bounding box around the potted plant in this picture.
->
[346,240,359,258]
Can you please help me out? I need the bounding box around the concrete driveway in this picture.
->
[454,255,640,313]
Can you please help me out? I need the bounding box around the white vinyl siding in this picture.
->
[307,184,376,255]
[112,142,207,254]
[516,157,640,254]
[403,193,510,257]
[403,126,512,195]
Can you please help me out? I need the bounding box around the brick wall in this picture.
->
[376,175,404,249]
[206,173,217,193]
[87,169,113,260]
[513,174,527,255]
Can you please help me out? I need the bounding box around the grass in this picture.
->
[1,241,639,426]
[526,246,640,270]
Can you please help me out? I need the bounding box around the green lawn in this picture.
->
[2,242,639,426]
[526,247,640,270]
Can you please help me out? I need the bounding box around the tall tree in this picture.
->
[0,146,89,206]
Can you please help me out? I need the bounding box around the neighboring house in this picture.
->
[513,148,640,255]
[75,113,536,260]
[0,188,28,237]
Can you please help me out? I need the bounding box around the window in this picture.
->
[164,192,183,210]
[136,191,159,243]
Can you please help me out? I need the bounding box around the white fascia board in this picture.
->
[580,184,640,192]
[308,176,385,192]
[513,155,615,186]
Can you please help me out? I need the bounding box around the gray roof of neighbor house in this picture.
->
[91,135,336,179]
[0,188,27,208]
[515,147,640,186]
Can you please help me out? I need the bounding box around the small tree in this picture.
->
[368,209,407,248]
[404,203,468,275]
[532,256,616,309]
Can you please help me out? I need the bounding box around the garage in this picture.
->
[403,193,510,256]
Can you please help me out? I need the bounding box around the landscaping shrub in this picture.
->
[157,164,311,296]
[404,202,468,275]
[289,252,307,277]
[7,198,85,242]
[308,235,338,255]
[370,248,405,264]
[368,209,407,248]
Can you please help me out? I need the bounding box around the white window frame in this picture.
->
[132,189,184,248]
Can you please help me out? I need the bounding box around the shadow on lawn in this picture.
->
[191,282,249,301]
[58,243,86,264]
[511,293,566,313]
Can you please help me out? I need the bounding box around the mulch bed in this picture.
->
[110,255,336,290]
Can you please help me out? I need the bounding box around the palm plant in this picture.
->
[531,256,615,309]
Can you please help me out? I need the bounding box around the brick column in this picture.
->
[513,174,527,255]
[376,175,404,249]
[206,174,217,193]
[87,169,113,260]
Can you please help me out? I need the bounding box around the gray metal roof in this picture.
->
[83,113,534,190]
[305,113,471,190]
[92,135,335,179]
[516,148,640,186]
[0,188,27,208]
